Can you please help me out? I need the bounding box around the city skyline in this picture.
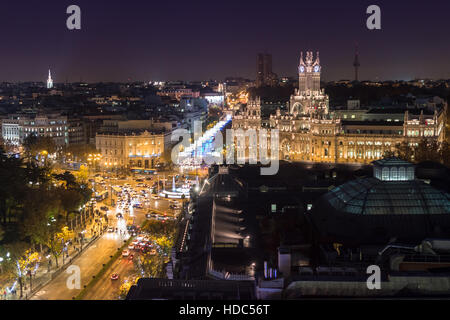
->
[0,0,449,82]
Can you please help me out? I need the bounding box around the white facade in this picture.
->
[2,114,68,146]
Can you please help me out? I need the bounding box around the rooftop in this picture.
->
[325,177,450,215]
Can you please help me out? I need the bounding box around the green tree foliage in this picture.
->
[62,144,98,162]
[0,147,91,284]
[23,135,57,160]
[389,139,450,166]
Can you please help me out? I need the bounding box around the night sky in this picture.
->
[0,0,449,83]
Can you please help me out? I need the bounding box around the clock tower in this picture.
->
[290,51,329,115]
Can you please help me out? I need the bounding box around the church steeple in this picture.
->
[47,69,53,89]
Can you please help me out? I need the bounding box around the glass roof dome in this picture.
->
[325,158,450,215]
[326,177,450,215]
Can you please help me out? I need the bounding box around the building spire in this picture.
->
[47,68,53,89]
[299,51,305,66]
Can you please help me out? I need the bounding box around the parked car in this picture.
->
[122,250,130,257]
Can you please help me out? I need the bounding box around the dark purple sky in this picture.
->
[0,0,449,82]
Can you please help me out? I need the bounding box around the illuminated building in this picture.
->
[96,130,165,170]
[289,51,329,116]
[232,51,447,164]
[47,69,53,89]
[2,113,68,147]
[311,158,450,244]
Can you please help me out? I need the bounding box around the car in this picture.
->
[151,195,159,200]
[140,247,148,253]
[122,250,130,257]
[128,244,135,250]
[110,273,119,280]
[107,227,114,233]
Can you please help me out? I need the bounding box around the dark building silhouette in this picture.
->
[256,53,277,87]
[353,45,360,82]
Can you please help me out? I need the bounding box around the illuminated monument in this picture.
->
[232,50,447,164]
[47,69,53,89]
[289,51,329,116]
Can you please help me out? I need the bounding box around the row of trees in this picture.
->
[385,138,450,166]
[0,143,92,297]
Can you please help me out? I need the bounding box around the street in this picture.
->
[30,170,187,300]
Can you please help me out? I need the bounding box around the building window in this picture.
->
[407,167,414,180]
[399,167,406,180]
[390,167,398,181]
[382,167,389,180]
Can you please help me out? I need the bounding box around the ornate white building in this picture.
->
[289,51,329,116]
[232,51,447,164]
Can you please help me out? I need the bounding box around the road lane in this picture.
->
[31,171,183,300]
[31,232,129,300]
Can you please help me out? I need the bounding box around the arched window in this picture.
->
[399,167,406,180]
[390,167,398,181]
[382,167,389,181]
[407,167,415,180]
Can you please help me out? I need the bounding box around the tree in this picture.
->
[45,222,71,268]
[23,135,57,160]
[155,235,173,257]
[395,141,415,162]
[75,165,89,184]
[57,189,84,226]
[118,277,138,300]
[53,171,78,190]
[136,253,164,278]
[2,244,40,298]
[62,144,97,162]
[414,138,441,163]
[0,148,27,226]
[143,220,177,238]
[21,189,60,253]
